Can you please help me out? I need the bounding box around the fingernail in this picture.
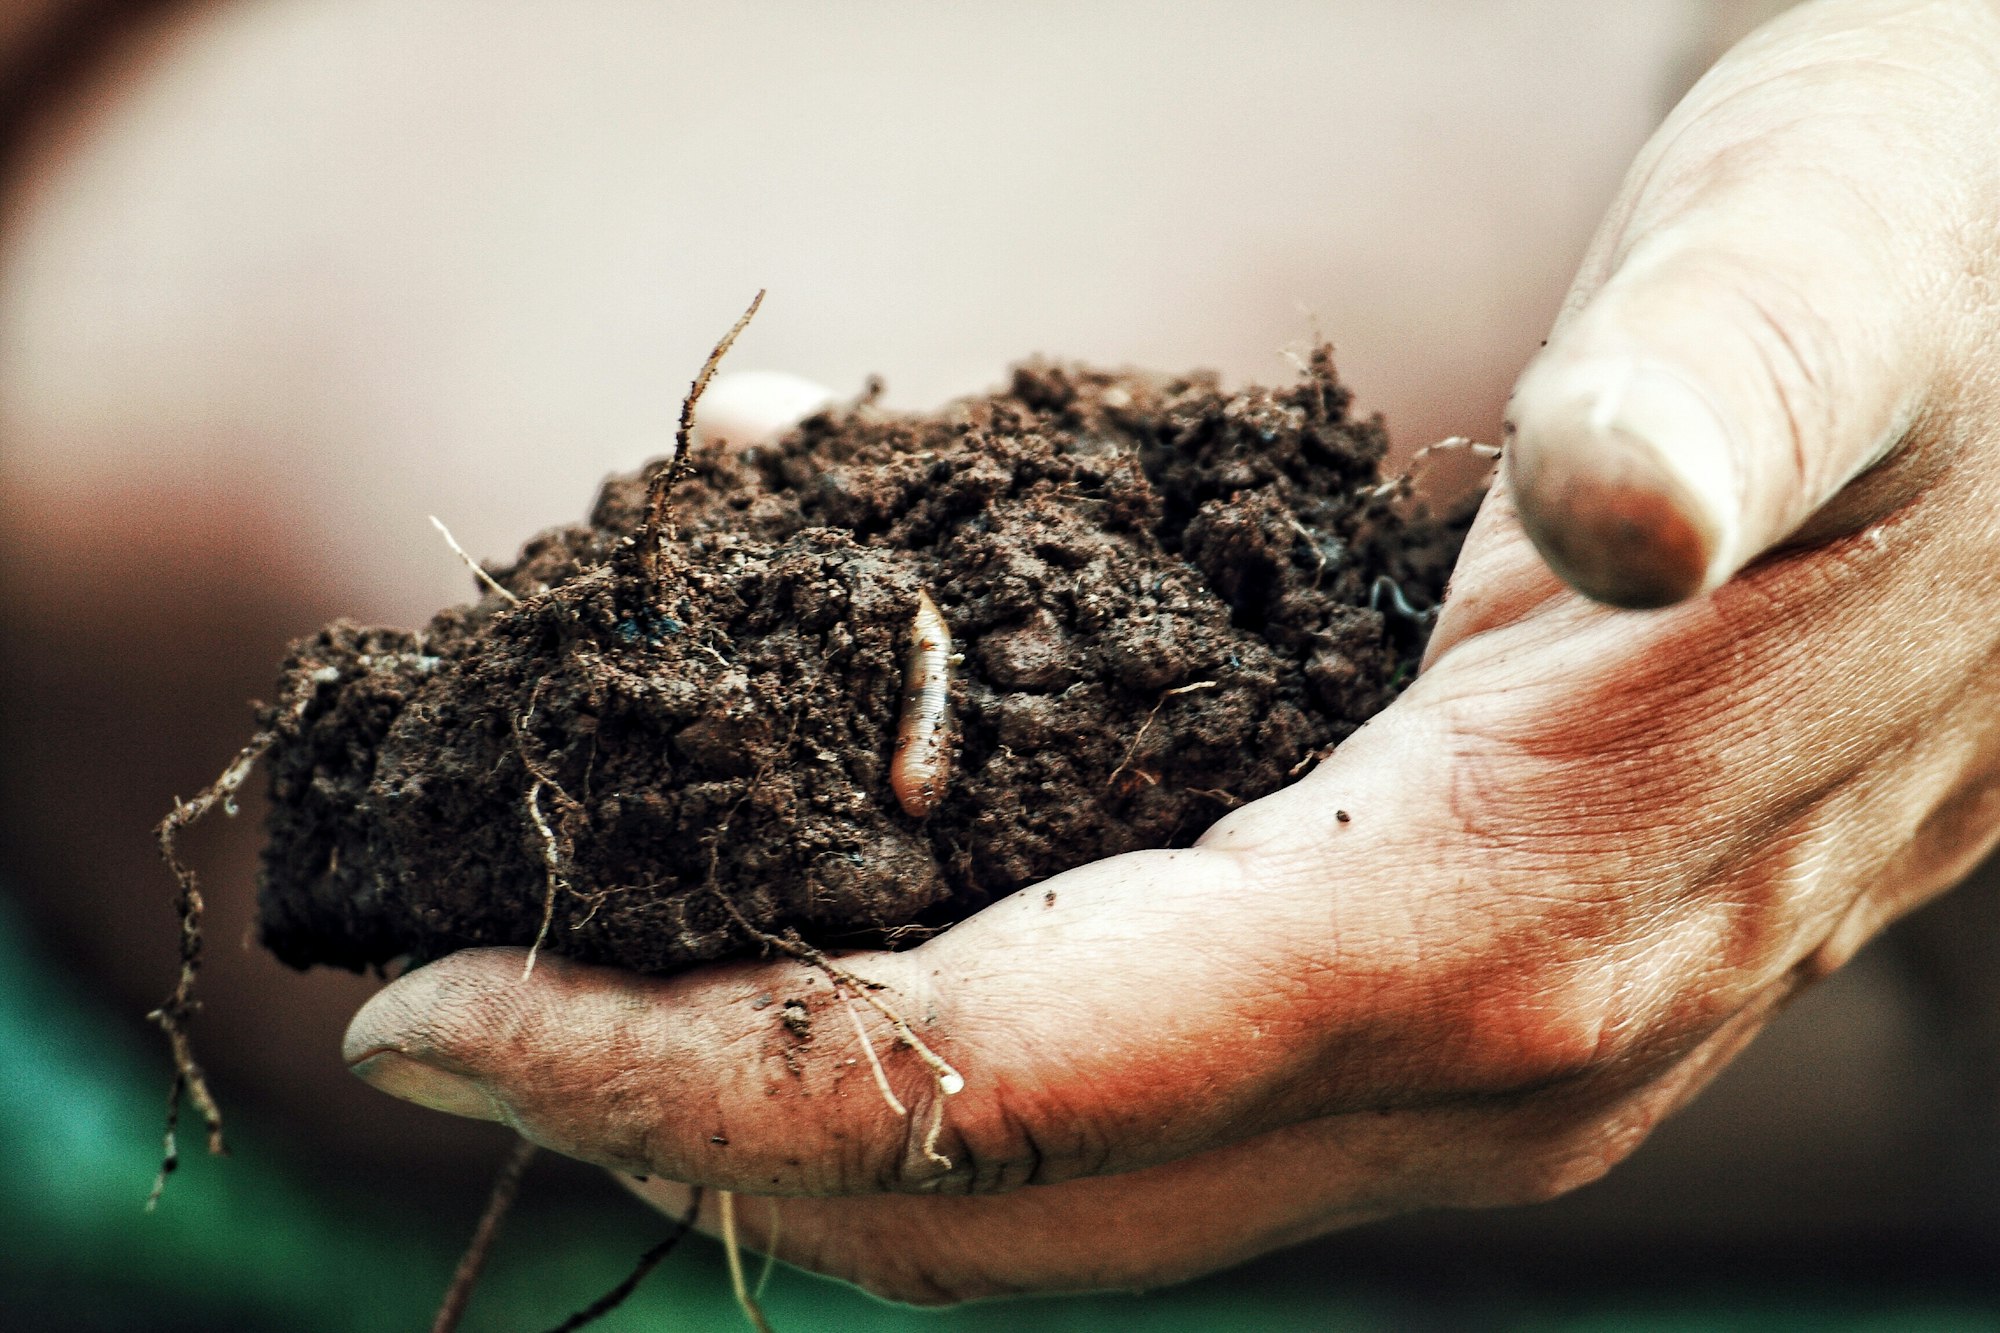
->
[1508,358,1743,608]
[347,1050,501,1121]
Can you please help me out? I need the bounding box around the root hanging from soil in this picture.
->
[430,1137,538,1333]
[542,1186,705,1333]
[707,887,965,1103]
[720,1189,776,1333]
[147,684,315,1208]
[521,780,566,979]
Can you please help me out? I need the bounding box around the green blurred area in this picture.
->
[2,891,1995,1333]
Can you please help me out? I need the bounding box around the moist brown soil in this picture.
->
[254,352,1473,979]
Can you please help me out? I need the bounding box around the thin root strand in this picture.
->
[755,1199,782,1301]
[513,690,584,981]
[148,684,317,1207]
[838,985,907,1118]
[429,514,522,605]
[430,1137,538,1333]
[541,1186,704,1333]
[705,890,966,1120]
[521,780,565,980]
[1107,680,1218,791]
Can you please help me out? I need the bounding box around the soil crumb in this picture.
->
[255,351,1476,978]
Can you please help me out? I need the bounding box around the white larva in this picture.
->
[889,589,953,818]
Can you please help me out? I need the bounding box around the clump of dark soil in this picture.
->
[253,351,1473,979]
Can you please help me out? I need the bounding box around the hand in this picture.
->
[341,0,2000,1304]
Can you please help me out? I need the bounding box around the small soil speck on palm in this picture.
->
[255,352,1475,978]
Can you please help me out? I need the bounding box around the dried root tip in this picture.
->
[1362,435,1501,502]
[643,290,767,571]
[889,589,953,818]
[142,1016,228,1211]
[542,1186,704,1333]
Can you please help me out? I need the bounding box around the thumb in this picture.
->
[1504,0,1995,608]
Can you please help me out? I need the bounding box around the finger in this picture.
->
[612,973,1801,1306]
[1507,0,1999,607]
[690,370,836,449]
[340,842,1345,1195]
[348,786,1632,1200]
[617,1119,1394,1306]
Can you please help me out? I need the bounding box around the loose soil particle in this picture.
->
[254,351,1472,979]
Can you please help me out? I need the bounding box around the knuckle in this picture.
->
[1440,976,1623,1097]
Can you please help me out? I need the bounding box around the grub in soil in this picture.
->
[250,348,1477,979]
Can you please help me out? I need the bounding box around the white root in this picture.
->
[521,779,565,980]
[840,984,907,1118]
[429,514,520,605]
[719,1190,774,1333]
[840,977,954,1171]
[705,892,967,1172]
[754,1200,782,1301]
